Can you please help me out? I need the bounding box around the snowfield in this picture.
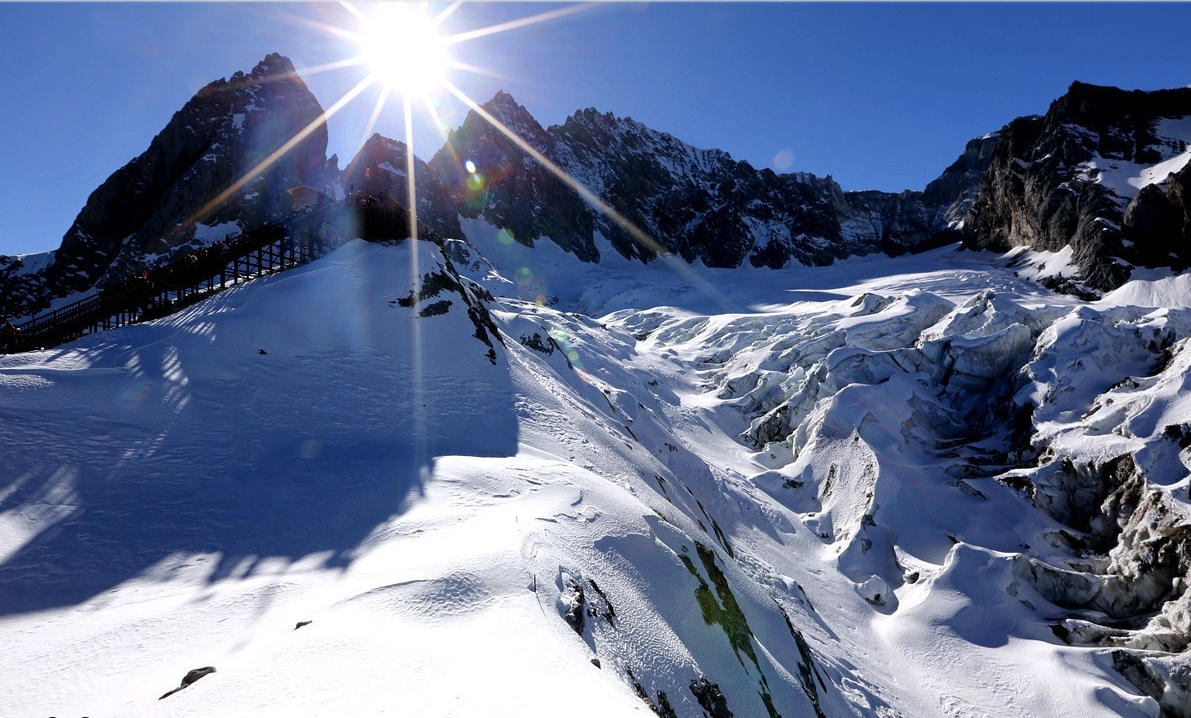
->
[2,230,1190,717]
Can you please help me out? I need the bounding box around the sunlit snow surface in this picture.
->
[1,231,1188,717]
[1076,116,1191,201]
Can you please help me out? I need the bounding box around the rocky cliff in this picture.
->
[963,82,1191,292]
[419,92,984,269]
[30,63,1191,323]
[0,53,331,320]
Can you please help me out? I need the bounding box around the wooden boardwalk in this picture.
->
[2,197,416,353]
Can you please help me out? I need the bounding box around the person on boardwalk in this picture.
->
[1,320,19,351]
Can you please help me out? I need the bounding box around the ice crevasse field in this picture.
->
[2,222,1190,718]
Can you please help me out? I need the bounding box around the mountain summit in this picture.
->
[963,81,1191,290]
[0,53,331,320]
[7,58,1191,324]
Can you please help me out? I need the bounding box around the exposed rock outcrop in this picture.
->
[341,133,461,239]
[423,92,986,270]
[0,53,330,320]
[159,666,216,700]
[963,82,1191,291]
[427,92,600,261]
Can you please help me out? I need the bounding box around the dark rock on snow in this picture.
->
[159,666,216,700]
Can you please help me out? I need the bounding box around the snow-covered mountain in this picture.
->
[4,224,1191,717]
[0,53,333,321]
[0,55,991,323]
[964,82,1191,293]
[423,92,981,269]
[7,53,1191,718]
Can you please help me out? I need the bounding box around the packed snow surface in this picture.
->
[2,231,1189,717]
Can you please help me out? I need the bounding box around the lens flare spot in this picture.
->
[465,160,477,174]
[115,382,155,412]
[300,438,324,460]
[773,149,795,172]
[497,228,516,245]
[466,172,485,191]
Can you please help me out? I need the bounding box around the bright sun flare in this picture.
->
[356,4,448,95]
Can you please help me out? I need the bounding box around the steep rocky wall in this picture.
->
[424,93,985,270]
[964,82,1191,292]
[0,53,329,320]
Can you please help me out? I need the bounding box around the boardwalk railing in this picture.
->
[3,197,417,353]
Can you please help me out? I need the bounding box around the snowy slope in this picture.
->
[3,232,1191,717]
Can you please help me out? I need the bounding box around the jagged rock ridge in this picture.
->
[0,53,331,320]
[419,92,986,269]
[0,59,997,322]
[963,82,1191,292]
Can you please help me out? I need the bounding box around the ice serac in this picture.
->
[0,53,330,320]
[963,82,1191,292]
[430,91,987,270]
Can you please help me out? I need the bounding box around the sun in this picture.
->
[354,4,449,96]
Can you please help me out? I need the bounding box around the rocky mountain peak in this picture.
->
[963,81,1191,293]
[251,52,297,79]
[0,53,329,321]
[344,133,462,240]
[477,91,551,149]
[344,133,421,188]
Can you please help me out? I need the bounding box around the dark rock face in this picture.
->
[423,93,983,270]
[426,92,600,261]
[1,53,329,320]
[963,82,1191,291]
[923,133,1001,228]
[1125,161,1191,268]
[159,666,216,700]
[341,133,461,240]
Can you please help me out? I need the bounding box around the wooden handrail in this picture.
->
[1,198,417,353]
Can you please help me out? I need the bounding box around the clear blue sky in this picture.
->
[1,2,1189,256]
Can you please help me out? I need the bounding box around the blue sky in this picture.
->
[1,2,1190,256]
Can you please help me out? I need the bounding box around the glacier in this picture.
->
[1,227,1190,717]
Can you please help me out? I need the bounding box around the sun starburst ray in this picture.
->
[361,85,393,144]
[421,97,454,145]
[293,57,371,78]
[181,75,375,235]
[442,80,734,308]
[432,0,467,27]
[444,59,520,83]
[338,0,367,22]
[443,3,597,45]
[278,8,361,43]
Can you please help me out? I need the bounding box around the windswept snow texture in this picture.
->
[4,233,1191,718]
